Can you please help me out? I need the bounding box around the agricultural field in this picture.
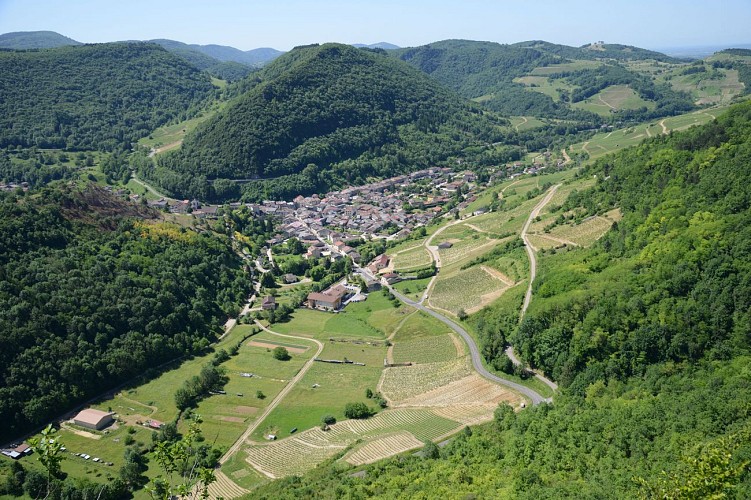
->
[243,408,460,478]
[437,235,500,267]
[530,59,602,75]
[508,115,548,130]
[569,105,733,160]
[380,357,473,402]
[513,76,576,103]
[249,340,387,442]
[343,431,424,465]
[392,334,457,364]
[390,245,432,270]
[271,292,407,340]
[430,266,512,315]
[548,210,621,247]
[571,85,655,117]
[662,66,744,105]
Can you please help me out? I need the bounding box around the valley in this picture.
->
[0,21,750,499]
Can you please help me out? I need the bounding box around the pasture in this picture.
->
[571,85,655,117]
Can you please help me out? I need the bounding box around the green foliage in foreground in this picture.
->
[248,100,751,498]
[0,185,250,441]
[0,42,215,151]
[251,358,751,499]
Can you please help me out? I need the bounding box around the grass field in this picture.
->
[663,66,744,105]
[271,292,406,340]
[530,59,602,75]
[571,85,655,117]
[508,115,548,130]
[569,104,734,160]
[391,277,432,301]
[513,76,576,103]
[391,310,457,364]
[137,100,226,153]
[249,340,387,442]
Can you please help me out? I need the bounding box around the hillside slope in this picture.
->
[0,43,215,151]
[249,100,751,499]
[0,30,81,49]
[0,185,252,442]
[148,43,509,201]
[393,39,693,120]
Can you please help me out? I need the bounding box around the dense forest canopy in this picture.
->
[0,43,215,151]
[145,43,510,201]
[0,185,252,441]
[250,100,751,499]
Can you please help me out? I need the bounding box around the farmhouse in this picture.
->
[381,272,402,285]
[307,284,348,311]
[73,409,115,431]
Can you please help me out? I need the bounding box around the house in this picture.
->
[369,254,390,273]
[437,241,453,249]
[146,419,164,430]
[73,409,115,431]
[381,272,401,285]
[284,273,298,284]
[307,284,348,311]
[262,296,277,310]
[305,246,324,259]
[363,276,382,292]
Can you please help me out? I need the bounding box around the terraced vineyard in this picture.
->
[400,373,521,409]
[469,196,541,235]
[549,212,619,247]
[438,236,499,267]
[244,408,460,477]
[344,431,424,465]
[392,333,457,364]
[391,245,432,270]
[430,266,510,314]
[380,357,473,401]
[207,470,251,499]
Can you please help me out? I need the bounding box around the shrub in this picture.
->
[272,346,290,361]
[343,402,371,419]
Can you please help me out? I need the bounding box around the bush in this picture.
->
[343,402,371,419]
[272,346,290,361]
[422,440,440,459]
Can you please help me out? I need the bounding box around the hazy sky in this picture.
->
[0,0,748,51]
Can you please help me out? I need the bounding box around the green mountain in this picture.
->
[146,43,509,201]
[0,30,81,49]
[251,99,751,499]
[149,39,256,81]
[0,42,215,151]
[149,39,283,68]
[392,39,694,121]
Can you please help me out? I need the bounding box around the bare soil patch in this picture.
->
[235,406,259,415]
[219,416,245,423]
[247,340,308,354]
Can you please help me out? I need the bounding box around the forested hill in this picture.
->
[392,39,693,119]
[0,185,253,442]
[148,39,256,81]
[250,102,751,498]
[0,43,215,151]
[147,43,509,201]
[0,30,81,49]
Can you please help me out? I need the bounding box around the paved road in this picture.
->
[388,287,551,405]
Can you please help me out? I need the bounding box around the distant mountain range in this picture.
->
[353,42,400,50]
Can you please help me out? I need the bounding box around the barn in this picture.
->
[73,409,115,431]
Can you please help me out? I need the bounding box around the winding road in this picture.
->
[388,287,550,405]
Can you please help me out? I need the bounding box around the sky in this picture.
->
[0,0,749,52]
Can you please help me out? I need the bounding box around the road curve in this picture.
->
[219,321,324,464]
[388,287,551,405]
